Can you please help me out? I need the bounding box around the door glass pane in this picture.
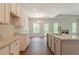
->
[44,24,49,33]
[53,23,59,33]
[72,23,77,34]
[33,23,40,33]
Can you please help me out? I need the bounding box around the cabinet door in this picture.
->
[54,38,61,55]
[10,3,17,16]
[20,15,25,26]
[10,40,19,52]
[0,4,1,21]
[0,4,5,23]
[14,16,24,26]
[4,3,10,24]
[0,45,9,55]
[51,36,55,53]
[10,40,20,55]
[14,18,21,26]
[16,4,20,17]
[47,34,49,45]
[15,35,27,51]
[48,34,51,47]
[50,35,52,49]
[0,4,10,24]
[11,46,19,55]
[26,35,30,48]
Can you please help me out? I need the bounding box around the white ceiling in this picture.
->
[19,3,79,18]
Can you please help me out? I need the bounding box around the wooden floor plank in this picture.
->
[20,37,53,55]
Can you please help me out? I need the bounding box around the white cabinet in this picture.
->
[10,46,19,55]
[0,45,9,55]
[47,34,79,55]
[47,34,51,47]
[4,3,10,24]
[47,34,55,53]
[16,4,21,17]
[54,37,79,55]
[15,34,30,51]
[54,38,61,55]
[0,4,5,23]
[10,3,21,18]
[10,3,24,27]
[10,3,17,16]
[0,4,10,24]
[14,17,24,27]
[10,40,20,55]
[50,35,55,53]
[0,40,20,55]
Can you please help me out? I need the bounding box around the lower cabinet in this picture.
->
[0,40,20,55]
[47,34,51,47]
[10,46,19,55]
[54,37,79,55]
[54,38,61,55]
[50,35,55,53]
[47,34,79,55]
[47,34,55,53]
[0,45,9,55]
[15,34,30,51]
[10,40,20,55]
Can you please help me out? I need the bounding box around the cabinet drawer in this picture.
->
[0,45,9,55]
[10,40,19,52]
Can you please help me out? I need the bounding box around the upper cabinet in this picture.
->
[14,17,24,27]
[16,4,21,17]
[10,3,24,26]
[4,3,10,24]
[0,3,24,26]
[10,3,17,17]
[0,4,10,24]
[10,3,21,18]
[0,4,5,23]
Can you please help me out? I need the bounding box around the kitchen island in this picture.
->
[47,33,79,55]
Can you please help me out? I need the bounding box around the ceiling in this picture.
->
[19,3,79,18]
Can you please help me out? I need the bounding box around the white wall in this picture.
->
[29,15,78,36]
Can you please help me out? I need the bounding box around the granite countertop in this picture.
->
[15,33,28,35]
[14,32,28,35]
[48,33,79,40]
[53,34,79,40]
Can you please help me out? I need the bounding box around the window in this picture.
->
[53,23,59,34]
[44,24,49,33]
[72,23,77,34]
[33,23,40,33]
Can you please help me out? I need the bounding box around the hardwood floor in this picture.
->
[20,37,53,55]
